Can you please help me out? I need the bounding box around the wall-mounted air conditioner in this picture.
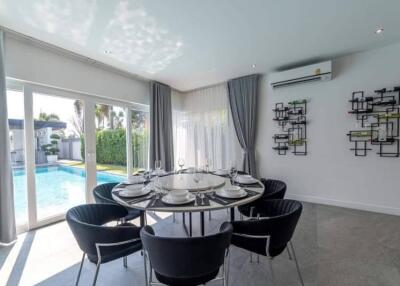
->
[270,61,332,88]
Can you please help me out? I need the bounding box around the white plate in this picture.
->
[152,170,167,176]
[126,176,146,184]
[118,187,151,198]
[234,175,258,184]
[213,169,229,176]
[162,193,196,205]
[125,184,145,191]
[216,188,247,199]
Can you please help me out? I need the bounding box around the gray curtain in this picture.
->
[149,81,174,171]
[227,74,259,177]
[0,30,17,244]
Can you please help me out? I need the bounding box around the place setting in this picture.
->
[147,189,211,208]
[207,184,260,206]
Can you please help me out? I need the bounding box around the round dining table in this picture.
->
[112,172,265,236]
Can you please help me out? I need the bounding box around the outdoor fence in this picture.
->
[60,138,82,161]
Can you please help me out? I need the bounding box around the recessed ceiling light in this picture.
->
[375,27,384,34]
[251,64,256,68]
[104,50,112,54]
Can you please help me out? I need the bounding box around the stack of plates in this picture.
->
[162,190,196,205]
[216,186,247,198]
[117,184,151,198]
[152,170,167,176]
[234,175,258,184]
[213,169,229,176]
[125,175,146,184]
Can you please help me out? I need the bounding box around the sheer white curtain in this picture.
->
[173,84,239,170]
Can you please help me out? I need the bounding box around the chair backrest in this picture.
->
[141,222,232,280]
[261,179,287,200]
[231,199,302,257]
[93,182,119,205]
[66,204,128,256]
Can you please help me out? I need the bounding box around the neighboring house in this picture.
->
[8,119,67,165]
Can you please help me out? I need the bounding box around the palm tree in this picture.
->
[38,112,60,121]
[71,100,84,136]
[95,104,111,129]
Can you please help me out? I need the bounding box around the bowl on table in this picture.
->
[169,190,190,202]
[214,169,229,176]
[234,175,258,184]
[118,184,148,197]
[127,175,146,184]
[218,185,247,198]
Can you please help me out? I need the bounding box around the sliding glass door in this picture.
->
[6,80,149,232]
[32,92,86,222]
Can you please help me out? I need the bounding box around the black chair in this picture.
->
[230,199,304,286]
[140,223,233,286]
[93,182,141,222]
[66,204,144,285]
[238,178,287,218]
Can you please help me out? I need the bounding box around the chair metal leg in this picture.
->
[143,251,149,286]
[289,241,305,286]
[75,253,85,286]
[268,258,276,286]
[208,210,211,220]
[92,261,101,286]
[123,256,128,268]
[286,245,293,260]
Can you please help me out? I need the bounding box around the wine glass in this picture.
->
[154,160,162,186]
[229,161,238,185]
[193,168,203,184]
[155,160,162,172]
[178,158,185,172]
[204,158,210,173]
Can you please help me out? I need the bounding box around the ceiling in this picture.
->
[1,0,400,91]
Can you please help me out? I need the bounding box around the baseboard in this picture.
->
[286,193,400,216]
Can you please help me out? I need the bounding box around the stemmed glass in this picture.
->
[155,160,162,173]
[204,158,210,173]
[178,158,185,173]
[229,161,238,185]
[154,160,162,186]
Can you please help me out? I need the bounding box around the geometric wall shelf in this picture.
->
[347,86,400,157]
[273,99,308,155]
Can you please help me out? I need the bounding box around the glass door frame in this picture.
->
[7,78,149,232]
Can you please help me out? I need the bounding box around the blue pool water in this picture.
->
[13,165,124,224]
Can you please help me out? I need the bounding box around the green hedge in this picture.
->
[81,129,148,168]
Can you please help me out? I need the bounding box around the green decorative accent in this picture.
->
[288,139,306,146]
[375,113,400,119]
[288,99,307,105]
[351,131,372,137]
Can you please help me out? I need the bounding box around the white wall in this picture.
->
[4,34,149,104]
[256,42,400,216]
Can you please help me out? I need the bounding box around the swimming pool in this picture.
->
[13,165,124,225]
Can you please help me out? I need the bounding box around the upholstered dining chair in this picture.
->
[140,222,233,286]
[93,182,142,222]
[66,204,144,286]
[230,199,304,286]
[238,178,287,219]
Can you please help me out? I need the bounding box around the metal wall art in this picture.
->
[273,99,308,155]
[347,86,400,157]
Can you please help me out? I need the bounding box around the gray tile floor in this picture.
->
[0,202,399,286]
